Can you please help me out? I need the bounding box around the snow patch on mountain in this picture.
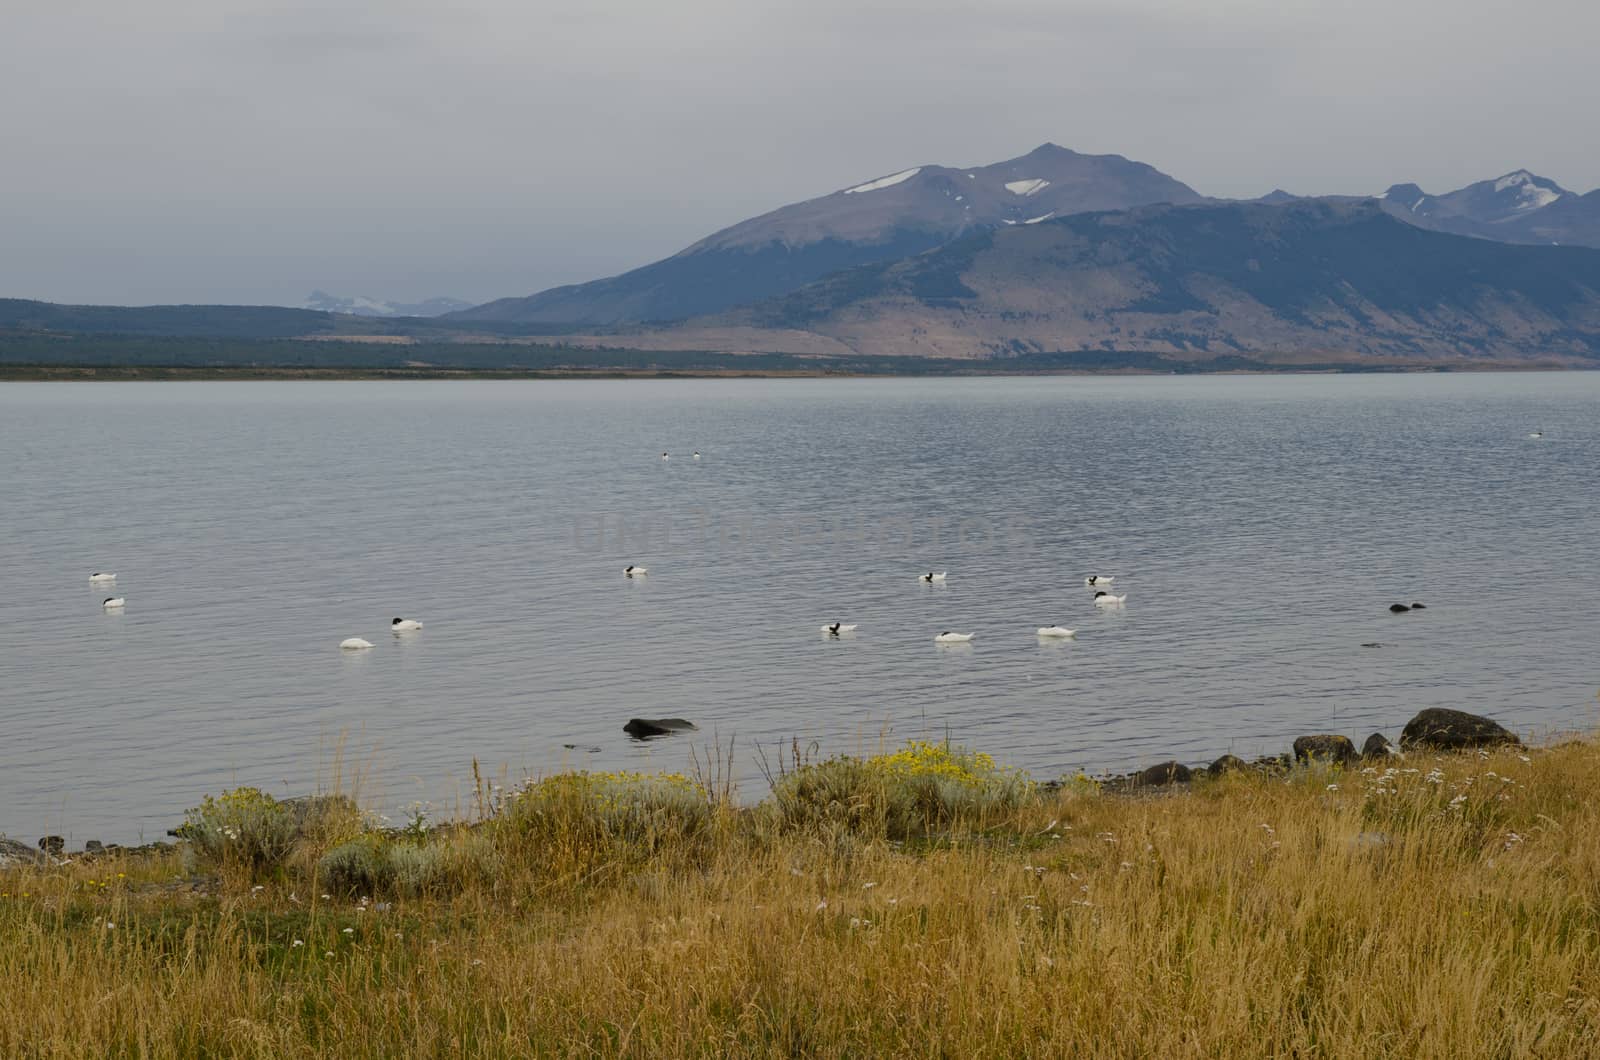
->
[844,168,921,194]
[303,291,472,317]
[1005,179,1050,197]
[1023,212,1055,224]
[1494,171,1562,212]
[1517,185,1561,210]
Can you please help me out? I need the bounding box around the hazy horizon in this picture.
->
[5,0,1598,308]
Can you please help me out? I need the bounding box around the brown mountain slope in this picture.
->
[568,200,1600,364]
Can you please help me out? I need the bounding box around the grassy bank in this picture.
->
[4,738,1599,1057]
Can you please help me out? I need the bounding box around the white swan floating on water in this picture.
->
[661,452,670,460]
[1528,432,1543,439]
[1093,592,1128,606]
[340,637,374,651]
[693,451,701,459]
[625,565,648,576]
[935,631,975,643]
[821,623,858,634]
[1037,626,1076,638]
[920,571,947,583]
[391,618,423,632]
[102,597,125,610]
[89,572,117,584]
[1084,575,1114,586]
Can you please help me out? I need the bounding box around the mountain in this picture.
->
[302,291,473,318]
[600,199,1600,363]
[449,144,1203,326]
[1381,171,1600,247]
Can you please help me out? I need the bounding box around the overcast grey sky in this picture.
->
[4,0,1597,307]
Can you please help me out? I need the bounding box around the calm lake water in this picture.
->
[3,375,1598,844]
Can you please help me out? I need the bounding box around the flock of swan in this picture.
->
[91,571,124,610]
[341,618,423,651]
[915,575,1126,644]
[91,573,419,651]
[624,565,1127,645]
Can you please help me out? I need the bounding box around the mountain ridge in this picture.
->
[448,144,1203,326]
[564,199,1600,364]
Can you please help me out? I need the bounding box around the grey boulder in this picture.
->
[1134,761,1193,787]
[1208,754,1248,777]
[1362,733,1400,760]
[1400,709,1521,752]
[1293,735,1359,767]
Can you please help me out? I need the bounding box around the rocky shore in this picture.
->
[2,708,1528,863]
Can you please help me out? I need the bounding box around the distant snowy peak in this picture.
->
[843,168,923,194]
[1378,169,1597,248]
[1492,170,1563,211]
[303,291,472,318]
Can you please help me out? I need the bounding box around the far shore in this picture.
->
[3,361,1594,383]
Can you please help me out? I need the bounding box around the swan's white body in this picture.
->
[1084,575,1115,586]
[340,637,374,650]
[692,452,701,459]
[391,619,423,632]
[89,572,117,583]
[102,597,125,610]
[821,623,859,634]
[1093,592,1127,606]
[1528,432,1543,439]
[935,631,974,643]
[1036,626,1076,638]
[661,452,670,460]
[624,565,648,576]
[920,571,947,582]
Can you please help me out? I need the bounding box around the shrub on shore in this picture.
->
[766,739,1036,839]
[5,738,1600,1055]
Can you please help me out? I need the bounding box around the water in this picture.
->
[3,375,1598,844]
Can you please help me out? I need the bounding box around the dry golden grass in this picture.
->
[4,739,1600,1058]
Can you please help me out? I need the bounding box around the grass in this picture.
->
[4,738,1600,1057]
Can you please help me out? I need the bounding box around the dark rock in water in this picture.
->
[1362,733,1399,760]
[1360,642,1384,649]
[1389,603,1411,613]
[1208,754,1248,777]
[38,835,65,856]
[1293,735,1359,767]
[1134,761,1192,787]
[1409,602,1426,609]
[1400,708,1521,752]
[623,717,698,738]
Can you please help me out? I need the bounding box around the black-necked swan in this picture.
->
[1528,431,1543,439]
[391,618,422,632]
[920,571,947,582]
[693,451,701,459]
[1093,591,1128,606]
[661,452,670,460]
[89,572,117,583]
[1084,575,1115,587]
[102,596,125,610]
[821,623,858,634]
[1037,625,1076,638]
[340,637,374,650]
[935,631,974,643]
[624,565,648,576]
